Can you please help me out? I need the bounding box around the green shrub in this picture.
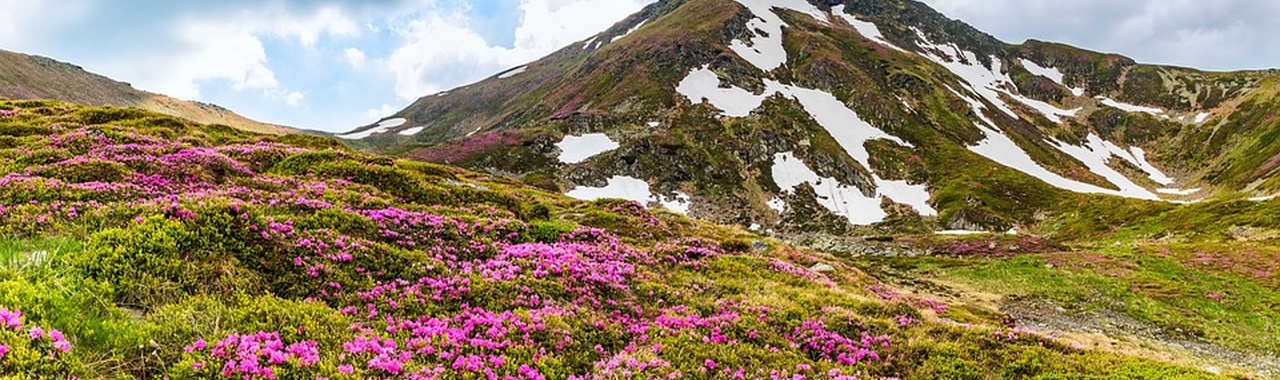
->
[70,216,264,309]
[524,202,552,221]
[14,148,71,166]
[275,134,347,151]
[394,159,458,180]
[270,150,339,175]
[0,122,52,137]
[0,319,85,378]
[138,295,353,379]
[73,107,151,126]
[38,159,132,183]
[526,220,576,243]
[719,239,752,253]
[314,160,453,205]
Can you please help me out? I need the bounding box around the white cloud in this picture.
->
[285,91,304,106]
[269,6,360,48]
[386,13,518,99]
[385,0,652,99]
[366,103,398,122]
[920,0,1280,70]
[86,5,362,100]
[344,47,367,68]
[96,21,279,100]
[512,0,652,53]
[0,0,90,52]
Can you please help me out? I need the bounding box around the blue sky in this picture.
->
[0,0,1275,133]
[0,0,651,132]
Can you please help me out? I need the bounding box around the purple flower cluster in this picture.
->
[788,320,890,366]
[768,258,834,286]
[0,307,72,361]
[182,331,319,379]
[865,285,949,315]
[0,308,20,331]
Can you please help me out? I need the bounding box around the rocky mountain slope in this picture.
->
[0,49,295,135]
[341,0,1280,235]
[3,99,1252,378]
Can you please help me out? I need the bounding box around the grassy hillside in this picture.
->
[0,49,295,135]
[0,100,1236,378]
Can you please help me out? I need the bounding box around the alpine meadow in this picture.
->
[1,0,1279,379]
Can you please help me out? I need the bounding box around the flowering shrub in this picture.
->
[171,332,320,379]
[0,307,79,377]
[0,101,1205,379]
[789,319,890,366]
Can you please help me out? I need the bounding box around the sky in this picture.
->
[0,0,1275,133]
[0,0,650,132]
[920,0,1280,71]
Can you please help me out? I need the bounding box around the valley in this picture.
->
[1,0,1279,378]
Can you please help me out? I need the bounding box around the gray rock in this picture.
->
[809,263,836,273]
[751,240,770,252]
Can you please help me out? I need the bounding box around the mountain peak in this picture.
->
[342,0,1280,233]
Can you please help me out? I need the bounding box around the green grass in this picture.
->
[0,237,81,274]
[864,242,1280,357]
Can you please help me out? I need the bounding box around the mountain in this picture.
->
[0,48,296,135]
[341,0,1280,235]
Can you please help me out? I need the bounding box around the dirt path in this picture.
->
[1004,298,1280,378]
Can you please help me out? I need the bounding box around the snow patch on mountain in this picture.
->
[567,176,652,205]
[556,133,620,164]
[676,67,767,117]
[947,87,1158,199]
[678,66,905,165]
[1158,188,1201,195]
[784,85,911,164]
[398,126,424,136]
[1195,112,1212,123]
[1019,59,1065,86]
[658,192,693,214]
[1015,95,1081,123]
[771,152,935,225]
[1126,147,1174,185]
[915,30,1079,123]
[566,176,692,214]
[339,118,407,140]
[611,19,649,42]
[498,65,528,79]
[767,197,786,213]
[772,152,887,225]
[728,0,827,71]
[678,66,936,221]
[1097,97,1163,115]
[1049,135,1161,199]
[832,5,906,52]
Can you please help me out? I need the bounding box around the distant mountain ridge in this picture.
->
[0,48,296,135]
[341,0,1280,234]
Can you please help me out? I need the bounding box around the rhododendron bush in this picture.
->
[0,102,1216,379]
